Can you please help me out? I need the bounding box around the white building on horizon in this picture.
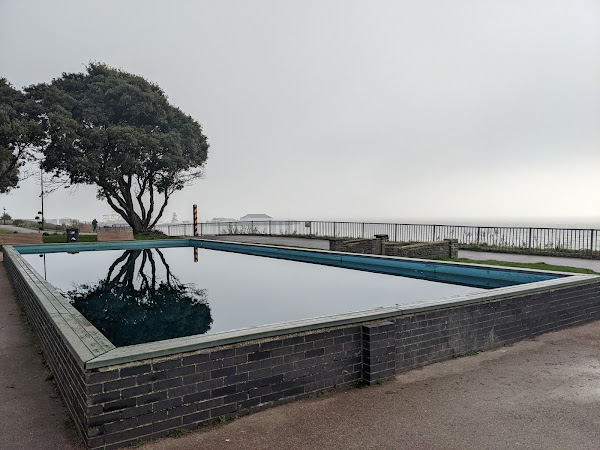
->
[239,214,272,222]
[210,217,237,223]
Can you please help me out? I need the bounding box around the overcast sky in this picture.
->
[1,0,599,226]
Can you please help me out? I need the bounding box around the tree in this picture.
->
[0,78,43,193]
[29,63,209,234]
[66,248,212,346]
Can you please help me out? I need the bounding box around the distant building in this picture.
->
[210,217,237,223]
[239,214,272,222]
[59,217,74,225]
[171,212,179,223]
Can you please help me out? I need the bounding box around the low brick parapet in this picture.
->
[329,236,458,259]
[97,230,134,242]
[0,234,43,246]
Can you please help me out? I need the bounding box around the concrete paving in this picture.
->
[1,243,600,450]
[0,253,83,449]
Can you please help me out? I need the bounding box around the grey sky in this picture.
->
[1,0,599,226]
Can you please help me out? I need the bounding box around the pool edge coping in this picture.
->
[3,245,116,367]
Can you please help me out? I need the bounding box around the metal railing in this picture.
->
[155,221,600,257]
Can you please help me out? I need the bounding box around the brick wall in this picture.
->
[97,231,134,242]
[393,281,600,371]
[386,239,458,259]
[0,234,43,246]
[330,237,458,259]
[84,326,364,448]
[329,238,378,254]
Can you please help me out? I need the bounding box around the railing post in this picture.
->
[528,228,533,249]
[333,222,336,237]
[432,225,437,241]
[200,222,203,236]
[395,223,398,242]
[591,229,595,255]
[362,222,365,238]
[476,227,480,245]
[269,220,271,235]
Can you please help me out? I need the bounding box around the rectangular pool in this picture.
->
[22,245,486,346]
[4,238,599,450]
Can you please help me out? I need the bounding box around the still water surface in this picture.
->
[22,247,483,347]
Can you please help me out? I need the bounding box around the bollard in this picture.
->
[193,204,198,236]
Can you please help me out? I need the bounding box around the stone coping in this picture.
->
[5,240,598,370]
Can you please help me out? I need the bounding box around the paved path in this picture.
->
[0,224,38,234]
[0,253,82,449]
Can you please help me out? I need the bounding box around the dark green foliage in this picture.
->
[65,248,212,346]
[28,64,209,233]
[43,234,97,243]
[0,78,43,193]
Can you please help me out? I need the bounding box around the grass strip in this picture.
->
[439,258,598,275]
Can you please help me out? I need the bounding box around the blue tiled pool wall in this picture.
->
[80,280,600,449]
[15,238,564,289]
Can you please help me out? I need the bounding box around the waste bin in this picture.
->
[66,228,79,243]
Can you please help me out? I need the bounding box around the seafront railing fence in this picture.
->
[155,221,600,257]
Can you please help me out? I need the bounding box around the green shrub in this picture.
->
[43,234,98,244]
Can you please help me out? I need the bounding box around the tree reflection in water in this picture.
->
[65,248,212,346]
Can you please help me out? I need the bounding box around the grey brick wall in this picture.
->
[329,238,378,254]
[385,239,457,259]
[362,322,396,385]
[84,327,364,448]
[330,237,458,259]
[394,281,600,371]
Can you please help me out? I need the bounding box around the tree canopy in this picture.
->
[0,78,43,193]
[29,63,209,233]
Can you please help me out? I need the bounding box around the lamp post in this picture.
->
[38,169,45,232]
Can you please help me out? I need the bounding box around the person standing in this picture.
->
[92,218,98,233]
